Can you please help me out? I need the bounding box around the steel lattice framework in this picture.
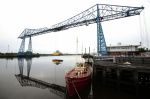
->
[18,4,144,55]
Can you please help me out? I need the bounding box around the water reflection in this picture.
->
[17,58,32,77]
[52,59,63,65]
[16,58,66,99]
[16,58,92,99]
[1,56,150,99]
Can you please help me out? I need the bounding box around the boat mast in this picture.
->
[88,47,90,63]
[75,37,79,63]
[76,37,78,55]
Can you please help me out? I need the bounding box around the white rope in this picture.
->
[72,81,82,99]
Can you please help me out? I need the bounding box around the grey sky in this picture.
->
[0,0,150,54]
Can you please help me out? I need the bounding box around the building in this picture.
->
[107,45,140,56]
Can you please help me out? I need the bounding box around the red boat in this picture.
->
[65,63,92,97]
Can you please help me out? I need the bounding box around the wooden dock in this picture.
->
[92,56,150,88]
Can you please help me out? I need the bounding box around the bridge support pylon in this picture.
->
[96,4,107,56]
[18,36,33,57]
[26,36,32,56]
[18,38,26,56]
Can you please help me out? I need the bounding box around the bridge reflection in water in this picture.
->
[15,58,150,99]
[15,58,92,99]
[15,58,66,99]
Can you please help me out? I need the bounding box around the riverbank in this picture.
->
[0,53,17,58]
[0,53,40,58]
[0,52,81,58]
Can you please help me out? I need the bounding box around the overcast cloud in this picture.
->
[0,0,150,54]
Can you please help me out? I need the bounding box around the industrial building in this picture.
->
[107,44,140,56]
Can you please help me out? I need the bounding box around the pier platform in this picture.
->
[93,56,150,89]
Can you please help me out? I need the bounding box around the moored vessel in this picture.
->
[52,50,63,56]
[65,62,92,97]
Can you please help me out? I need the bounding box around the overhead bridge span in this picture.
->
[18,4,144,56]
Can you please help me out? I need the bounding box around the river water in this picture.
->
[0,55,83,99]
[0,55,150,99]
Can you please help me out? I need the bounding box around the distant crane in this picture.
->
[18,4,144,56]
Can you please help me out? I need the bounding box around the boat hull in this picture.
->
[65,66,92,97]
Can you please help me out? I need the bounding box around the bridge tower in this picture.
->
[18,38,26,56]
[18,37,32,57]
[96,4,107,55]
[26,36,33,56]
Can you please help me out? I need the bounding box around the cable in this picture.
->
[72,81,82,99]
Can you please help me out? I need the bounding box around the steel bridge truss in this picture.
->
[18,4,144,55]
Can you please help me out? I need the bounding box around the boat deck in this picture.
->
[66,64,91,78]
